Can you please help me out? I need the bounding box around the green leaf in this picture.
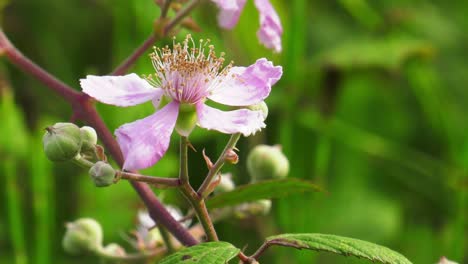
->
[159,242,239,264]
[207,179,321,209]
[265,233,412,264]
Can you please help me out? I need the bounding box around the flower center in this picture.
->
[146,35,232,104]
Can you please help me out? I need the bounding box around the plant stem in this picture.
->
[198,133,241,197]
[0,29,198,247]
[159,227,175,254]
[96,247,164,262]
[111,34,156,76]
[178,137,219,241]
[117,171,180,187]
[163,0,201,35]
[160,0,173,18]
[111,0,201,76]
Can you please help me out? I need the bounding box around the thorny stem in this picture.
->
[111,0,201,76]
[117,171,180,187]
[198,133,241,197]
[178,137,219,241]
[111,35,156,76]
[160,0,173,18]
[0,29,198,247]
[163,0,201,35]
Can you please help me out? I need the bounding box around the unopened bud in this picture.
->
[248,101,268,119]
[63,218,103,255]
[103,243,126,257]
[234,199,272,219]
[248,199,272,215]
[43,123,82,162]
[215,173,235,193]
[80,126,97,153]
[89,162,116,187]
[225,149,238,164]
[247,145,289,182]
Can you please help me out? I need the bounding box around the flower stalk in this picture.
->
[178,136,219,241]
[198,133,241,198]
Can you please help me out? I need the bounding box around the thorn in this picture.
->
[202,149,214,169]
[187,140,197,152]
[205,174,222,196]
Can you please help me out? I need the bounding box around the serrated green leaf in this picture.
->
[159,242,239,264]
[206,179,321,209]
[265,233,412,264]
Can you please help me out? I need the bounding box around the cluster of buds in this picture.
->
[63,218,126,258]
[43,122,116,187]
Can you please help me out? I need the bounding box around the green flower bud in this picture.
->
[248,101,268,119]
[63,218,103,255]
[175,103,197,137]
[43,123,82,162]
[247,199,272,215]
[102,243,126,257]
[89,162,116,187]
[214,173,235,194]
[247,145,289,182]
[234,199,272,218]
[80,126,98,153]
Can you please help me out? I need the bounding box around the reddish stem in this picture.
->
[0,29,198,246]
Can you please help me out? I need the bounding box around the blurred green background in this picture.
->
[0,0,467,263]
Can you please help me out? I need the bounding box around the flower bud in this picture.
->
[248,101,268,119]
[80,126,98,153]
[247,199,272,215]
[214,173,235,193]
[175,103,197,137]
[89,162,116,187]
[102,243,126,257]
[225,149,239,164]
[247,145,289,182]
[43,123,82,162]
[62,218,103,255]
[234,199,272,218]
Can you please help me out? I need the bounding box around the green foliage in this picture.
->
[266,233,412,264]
[207,179,321,209]
[159,242,239,264]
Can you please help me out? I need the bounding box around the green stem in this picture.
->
[159,227,175,254]
[178,136,219,241]
[198,133,241,197]
[72,155,94,168]
[95,247,163,262]
[117,171,181,187]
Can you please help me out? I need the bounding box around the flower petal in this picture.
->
[208,58,282,106]
[81,73,163,107]
[115,101,179,170]
[211,0,247,29]
[254,0,283,52]
[196,103,265,136]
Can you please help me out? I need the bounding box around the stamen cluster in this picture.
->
[147,35,233,104]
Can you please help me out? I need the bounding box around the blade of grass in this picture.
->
[4,157,28,264]
[30,130,53,264]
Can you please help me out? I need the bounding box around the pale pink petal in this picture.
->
[81,74,163,107]
[211,0,247,29]
[254,0,283,52]
[196,103,265,136]
[208,58,282,106]
[115,101,179,170]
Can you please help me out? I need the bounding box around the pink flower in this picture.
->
[80,36,282,170]
[211,0,283,53]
